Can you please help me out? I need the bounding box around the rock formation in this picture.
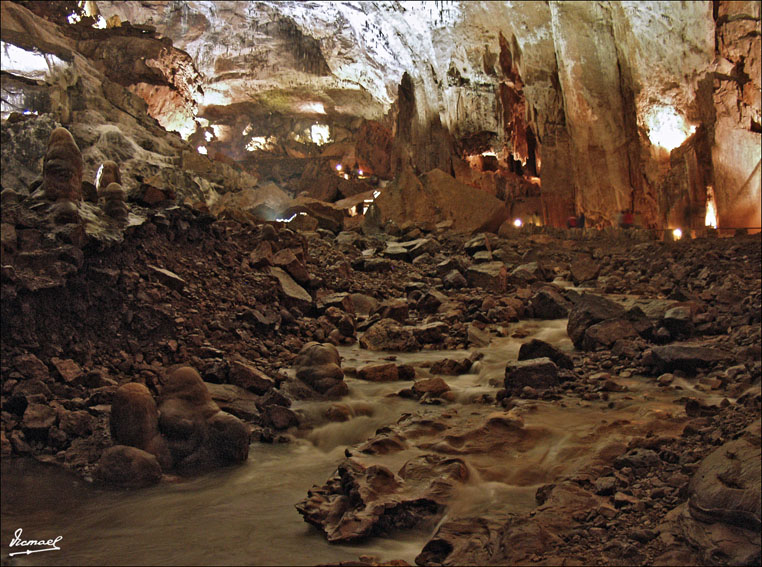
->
[96,160,121,194]
[41,127,83,202]
[109,382,171,470]
[104,367,250,481]
[157,366,249,473]
[293,342,347,398]
[101,182,129,221]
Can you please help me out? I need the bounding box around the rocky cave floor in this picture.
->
[1,198,761,566]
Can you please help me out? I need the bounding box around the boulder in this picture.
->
[466,262,508,292]
[294,342,347,397]
[161,367,219,418]
[614,448,661,470]
[530,286,573,319]
[317,292,354,313]
[267,266,312,308]
[430,357,473,375]
[443,269,467,289]
[518,339,573,369]
[228,361,275,395]
[417,290,447,314]
[658,422,762,566]
[59,410,95,437]
[50,357,83,383]
[511,262,552,283]
[382,242,409,260]
[581,318,639,350]
[204,382,260,422]
[504,358,559,392]
[206,412,250,463]
[272,248,310,285]
[248,241,274,267]
[662,305,694,338]
[297,455,466,542]
[567,294,626,349]
[212,183,291,220]
[14,353,50,381]
[358,363,408,382]
[22,403,57,435]
[375,167,509,234]
[413,377,451,397]
[359,318,420,352]
[406,238,439,259]
[688,423,761,531]
[148,265,186,291]
[95,445,162,488]
[647,344,731,374]
[262,405,299,430]
[467,324,491,347]
[411,322,449,344]
[375,298,409,322]
[322,306,356,339]
[569,256,600,284]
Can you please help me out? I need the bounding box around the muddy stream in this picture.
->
[1,319,717,565]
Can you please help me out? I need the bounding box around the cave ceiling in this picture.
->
[2,1,758,229]
[94,1,714,135]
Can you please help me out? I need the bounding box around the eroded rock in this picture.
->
[359,318,419,352]
[294,342,347,397]
[296,454,468,543]
[42,127,83,202]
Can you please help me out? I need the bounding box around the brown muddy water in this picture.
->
[0,319,716,565]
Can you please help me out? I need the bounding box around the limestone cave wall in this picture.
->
[2,0,760,231]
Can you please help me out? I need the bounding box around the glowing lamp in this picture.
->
[358,169,363,176]
[705,186,718,228]
[335,164,342,171]
[513,218,523,228]
[672,228,683,240]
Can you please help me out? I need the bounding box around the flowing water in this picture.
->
[0,319,716,565]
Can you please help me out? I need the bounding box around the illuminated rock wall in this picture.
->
[7,1,759,230]
[711,1,761,230]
